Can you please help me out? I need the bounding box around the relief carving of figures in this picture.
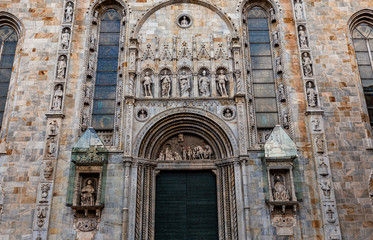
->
[179,70,191,97]
[165,147,174,161]
[44,161,54,179]
[273,174,290,201]
[61,28,70,50]
[275,57,283,74]
[52,85,63,110]
[40,183,51,201]
[306,81,318,107]
[48,120,58,136]
[315,135,325,153]
[294,0,304,20]
[282,111,290,129]
[199,70,210,97]
[272,30,279,47]
[302,52,313,77]
[216,70,228,97]
[56,56,67,79]
[318,157,329,176]
[324,203,337,223]
[298,25,308,48]
[64,2,73,23]
[47,137,57,157]
[142,71,153,97]
[320,179,331,197]
[37,207,48,228]
[312,117,321,131]
[161,71,171,98]
[89,34,96,51]
[80,179,95,206]
[278,83,286,102]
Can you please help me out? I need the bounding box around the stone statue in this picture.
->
[204,145,213,159]
[273,174,290,201]
[89,34,96,49]
[61,29,70,50]
[44,161,54,179]
[217,70,228,97]
[269,8,276,23]
[278,83,286,101]
[179,70,190,97]
[275,57,283,74]
[80,179,95,206]
[157,151,165,161]
[87,54,95,72]
[306,82,317,107]
[65,2,73,23]
[272,31,279,47]
[142,72,153,97]
[298,25,308,48]
[57,56,67,79]
[199,70,210,97]
[165,147,174,161]
[161,71,171,98]
[315,135,324,153]
[138,109,147,119]
[49,120,58,136]
[302,52,313,77]
[186,146,193,160]
[180,16,189,27]
[174,152,182,161]
[52,85,63,110]
[283,111,290,129]
[47,138,56,157]
[312,117,321,131]
[319,159,329,176]
[294,0,304,20]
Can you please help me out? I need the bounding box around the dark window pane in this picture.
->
[249,31,270,43]
[255,98,278,112]
[0,97,6,111]
[99,33,120,45]
[362,79,373,89]
[97,58,118,72]
[252,70,274,83]
[247,19,269,30]
[98,45,119,58]
[0,69,12,82]
[365,92,373,106]
[256,113,279,128]
[102,10,121,21]
[0,55,15,68]
[358,65,373,79]
[92,114,114,130]
[251,56,273,69]
[93,100,115,114]
[94,86,116,99]
[254,84,276,97]
[96,72,117,85]
[356,52,371,65]
[100,21,120,33]
[250,43,271,56]
[3,42,17,54]
[0,86,8,97]
[368,108,373,125]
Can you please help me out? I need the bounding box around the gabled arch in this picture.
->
[131,0,238,38]
[348,9,373,33]
[239,0,278,15]
[88,0,128,17]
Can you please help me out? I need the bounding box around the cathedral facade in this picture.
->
[0,0,372,239]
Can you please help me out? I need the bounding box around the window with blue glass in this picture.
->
[247,7,279,128]
[352,23,373,127]
[0,26,18,129]
[92,9,121,131]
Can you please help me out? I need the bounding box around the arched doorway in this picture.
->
[129,110,239,240]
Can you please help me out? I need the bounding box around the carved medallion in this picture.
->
[176,14,193,28]
[221,107,236,121]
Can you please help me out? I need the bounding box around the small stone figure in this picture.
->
[199,70,210,97]
[217,70,228,97]
[174,152,182,161]
[157,151,165,161]
[319,159,329,176]
[272,30,279,47]
[294,0,304,20]
[278,83,286,102]
[80,179,95,206]
[204,145,213,159]
[61,29,70,50]
[161,71,171,98]
[89,35,96,51]
[44,161,54,179]
[320,180,331,197]
[47,138,56,157]
[302,52,313,77]
[312,117,321,131]
[275,57,283,74]
[165,147,174,161]
[142,71,153,97]
[138,109,147,120]
[223,108,234,119]
[92,10,99,24]
[179,70,190,97]
[49,120,58,136]
[87,55,95,75]
[187,146,193,160]
[52,85,63,110]
[306,82,318,107]
[273,174,290,201]
[298,25,308,48]
[82,113,89,129]
[65,2,73,23]
[315,135,324,153]
[283,111,290,129]
[180,16,189,27]
[57,56,67,79]
[269,8,276,23]
[85,86,91,98]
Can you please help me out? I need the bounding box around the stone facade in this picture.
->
[0,0,372,240]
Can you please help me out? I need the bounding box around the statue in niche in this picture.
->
[89,34,96,50]
[52,85,63,110]
[179,70,191,97]
[61,29,70,50]
[142,71,153,97]
[269,8,276,23]
[85,86,91,99]
[80,179,95,206]
[273,174,290,201]
[272,31,279,47]
[161,71,171,98]
[65,2,73,23]
[320,180,331,197]
[275,57,283,74]
[278,83,286,101]
[47,137,56,157]
[88,54,95,72]
[312,117,321,131]
[48,120,58,136]
[217,70,228,97]
[306,81,318,107]
[283,111,290,129]
[57,56,67,79]
[165,147,174,161]
[298,25,308,48]
[199,70,210,97]
[294,0,304,20]
[302,52,313,77]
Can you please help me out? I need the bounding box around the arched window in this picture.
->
[92,9,121,132]
[0,26,18,128]
[247,7,279,130]
[352,23,373,126]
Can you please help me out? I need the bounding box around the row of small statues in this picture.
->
[143,70,229,98]
[157,145,213,161]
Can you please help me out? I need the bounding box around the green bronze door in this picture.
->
[155,171,219,240]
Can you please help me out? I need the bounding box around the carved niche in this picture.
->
[156,133,214,161]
